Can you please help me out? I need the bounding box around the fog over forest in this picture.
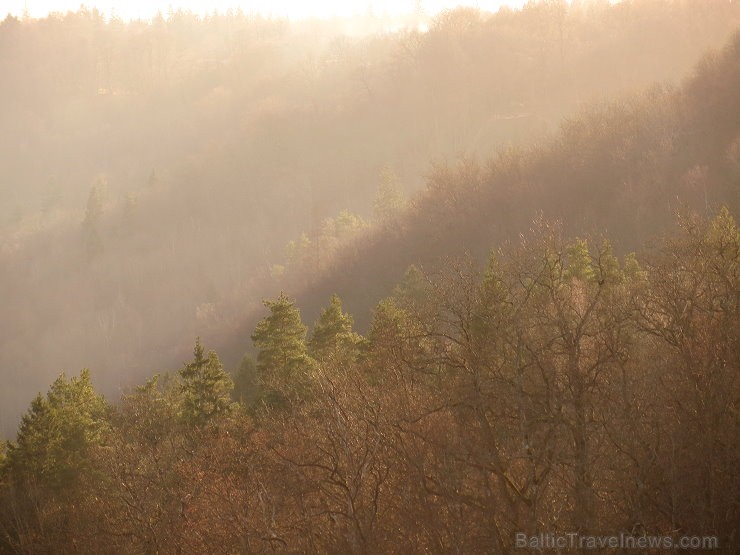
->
[0,1,738,552]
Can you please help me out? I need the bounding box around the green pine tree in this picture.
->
[251,292,313,405]
[367,297,428,376]
[308,294,362,362]
[178,338,234,426]
[232,354,258,405]
[565,238,595,282]
[6,369,109,494]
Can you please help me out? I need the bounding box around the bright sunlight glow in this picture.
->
[5,1,529,22]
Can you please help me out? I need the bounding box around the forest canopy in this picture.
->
[1,205,737,552]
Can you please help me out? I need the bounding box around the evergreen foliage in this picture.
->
[178,338,234,426]
[308,294,362,362]
[6,370,109,494]
[251,292,313,404]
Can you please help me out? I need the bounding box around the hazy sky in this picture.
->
[4,1,530,21]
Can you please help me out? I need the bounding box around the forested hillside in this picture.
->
[0,12,738,551]
[1,0,739,437]
[1,1,739,551]
[220,27,740,363]
[1,203,737,552]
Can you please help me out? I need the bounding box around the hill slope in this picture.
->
[0,2,738,436]
[219,29,740,365]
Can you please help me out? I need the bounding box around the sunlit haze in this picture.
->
[6,0,529,20]
[0,0,738,550]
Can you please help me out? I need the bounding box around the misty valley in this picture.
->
[0,1,738,553]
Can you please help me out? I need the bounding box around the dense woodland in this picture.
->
[0,0,739,552]
[1,0,739,438]
[0,206,737,552]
